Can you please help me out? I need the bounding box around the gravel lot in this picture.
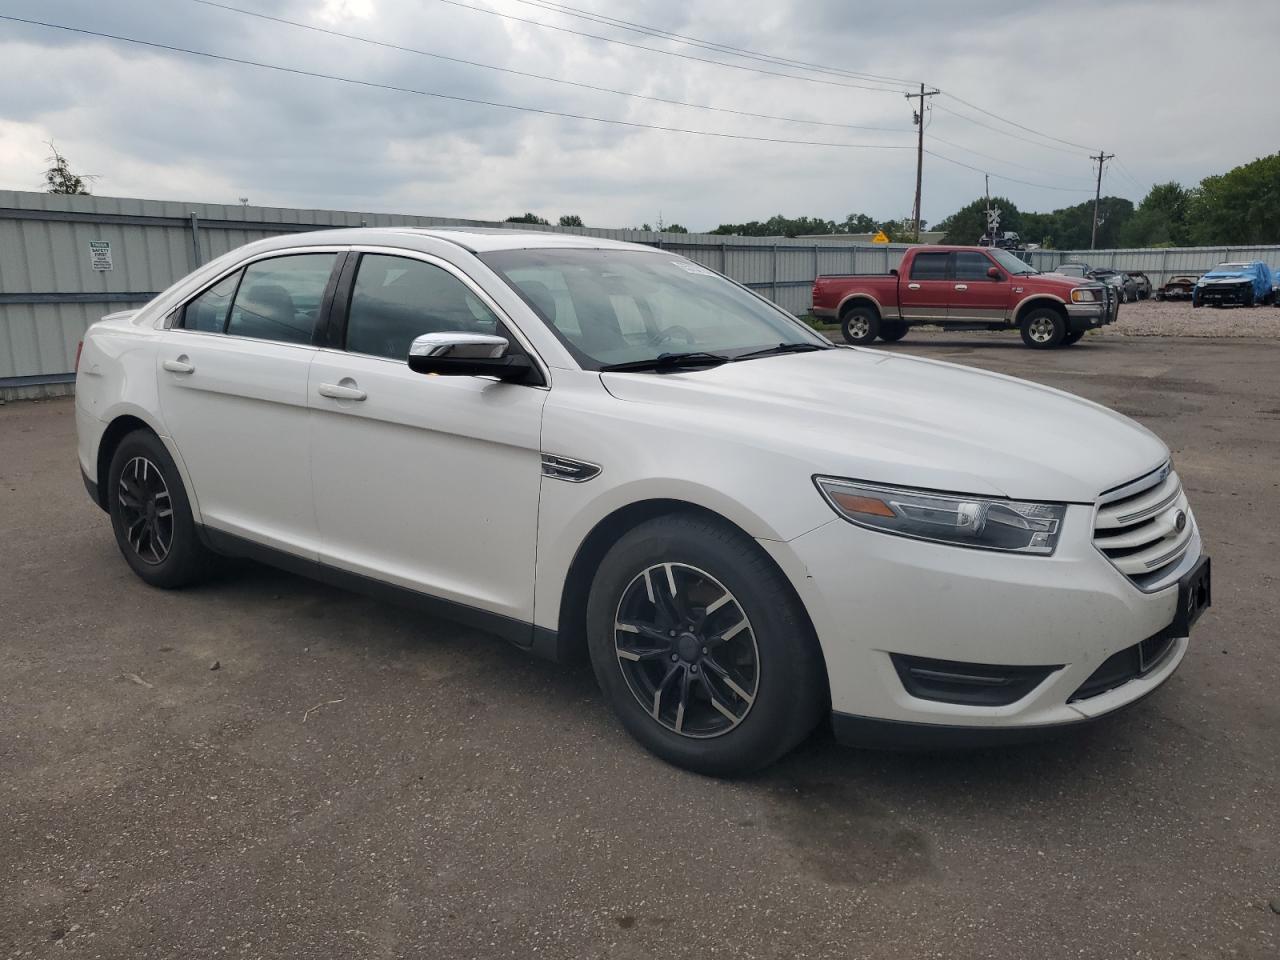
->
[2,335,1279,959]
[1098,298,1280,338]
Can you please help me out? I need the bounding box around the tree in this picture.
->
[43,142,92,195]
[1117,182,1191,248]
[557,214,584,227]
[840,212,878,233]
[664,223,689,233]
[504,212,550,225]
[1187,153,1280,245]
[936,196,1022,245]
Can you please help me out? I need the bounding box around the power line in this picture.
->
[939,92,1094,152]
[511,0,918,91]
[189,0,912,134]
[0,15,917,151]
[927,132,1095,183]
[430,0,911,94]
[932,103,1089,157]
[925,150,1097,194]
[495,0,1099,162]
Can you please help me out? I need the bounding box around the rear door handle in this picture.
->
[318,381,367,401]
[954,284,969,291]
[162,357,194,374]
[907,283,921,290]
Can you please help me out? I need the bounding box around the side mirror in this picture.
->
[407,332,533,382]
[987,266,1003,280]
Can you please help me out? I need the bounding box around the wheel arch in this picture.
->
[1014,295,1068,325]
[837,293,883,319]
[551,498,825,682]
[92,409,198,520]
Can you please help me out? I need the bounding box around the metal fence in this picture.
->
[3,188,1278,399]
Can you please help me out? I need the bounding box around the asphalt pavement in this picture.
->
[2,331,1277,959]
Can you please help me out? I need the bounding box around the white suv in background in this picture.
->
[75,229,1212,774]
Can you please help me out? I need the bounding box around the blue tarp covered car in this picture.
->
[1192,261,1275,307]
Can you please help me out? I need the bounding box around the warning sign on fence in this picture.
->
[88,240,113,271]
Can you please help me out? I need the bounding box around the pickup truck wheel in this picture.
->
[1062,330,1084,345]
[1019,308,1066,349]
[878,321,909,342]
[840,306,880,345]
[585,514,826,776]
[107,430,214,588]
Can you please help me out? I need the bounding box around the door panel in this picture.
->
[308,253,547,621]
[156,334,318,553]
[899,252,951,321]
[155,251,340,556]
[308,352,547,620]
[950,251,1013,322]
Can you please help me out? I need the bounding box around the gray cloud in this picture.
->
[1,0,1276,228]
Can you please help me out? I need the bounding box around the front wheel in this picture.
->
[878,320,909,342]
[585,514,826,776]
[107,429,214,588]
[1062,329,1085,345]
[840,305,880,345]
[1019,308,1067,349]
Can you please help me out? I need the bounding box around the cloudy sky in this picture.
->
[1,0,1276,230]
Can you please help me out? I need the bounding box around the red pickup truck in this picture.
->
[811,246,1118,349]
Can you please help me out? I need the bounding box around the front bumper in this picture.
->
[759,505,1198,739]
[1195,283,1253,306]
[1065,285,1119,331]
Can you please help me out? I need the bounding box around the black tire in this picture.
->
[1019,307,1067,349]
[878,320,909,342]
[840,305,881,345]
[1243,290,1255,308]
[1062,330,1085,345]
[107,429,214,588]
[585,514,826,776]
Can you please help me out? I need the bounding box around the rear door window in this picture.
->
[181,271,241,332]
[225,254,337,345]
[909,253,950,280]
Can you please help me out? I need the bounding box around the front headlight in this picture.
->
[1070,287,1099,303]
[814,477,1066,555]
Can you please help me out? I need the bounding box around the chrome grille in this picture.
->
[1093,463,1194,590]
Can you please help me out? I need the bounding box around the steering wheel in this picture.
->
[651,325,696,346]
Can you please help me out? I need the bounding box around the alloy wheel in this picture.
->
[847,316,870,339]
[117,456,174,565]
[613,562,759,738]
[1028,316,1056,343]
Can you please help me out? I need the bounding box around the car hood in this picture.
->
[1198,270,1252,282]
[600,348,1167,503]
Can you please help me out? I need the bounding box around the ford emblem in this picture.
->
[1175,510,1187,532]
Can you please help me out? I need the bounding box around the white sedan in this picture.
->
[75,229,1211,774]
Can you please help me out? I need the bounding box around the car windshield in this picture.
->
[989,248,1037,275]
[481,248,827,370]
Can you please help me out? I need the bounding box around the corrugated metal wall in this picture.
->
[3,188,1277,398]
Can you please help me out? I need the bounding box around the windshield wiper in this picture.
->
[599,351,732,373]
[733,342,830,361]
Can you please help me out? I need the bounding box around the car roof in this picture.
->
[248,226,653,255]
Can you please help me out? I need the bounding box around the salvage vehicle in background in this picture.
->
[813,246,1118,349]
[1126,271,1153,300]
[1192,261,1275,307]
[74,229,1208,773]
[1155,274,1201,300]
[1091,269,1139,303]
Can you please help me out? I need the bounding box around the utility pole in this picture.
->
[984,173,991,243]
[1090,149,1115,250]
[906,83,939,243]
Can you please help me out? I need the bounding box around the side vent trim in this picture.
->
[541,454,601,483]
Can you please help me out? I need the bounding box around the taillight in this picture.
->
[75,340,84,373]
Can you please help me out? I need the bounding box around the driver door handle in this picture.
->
[318,381,367,401]
[162,357,194,374]
[907,283,921,290]
[954,284,969,291]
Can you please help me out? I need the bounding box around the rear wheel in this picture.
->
[840,305,880,346]
[585,514,826,776]
[878,321,909,342]
[107,430,213,588]
[1019,308,1067,349]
